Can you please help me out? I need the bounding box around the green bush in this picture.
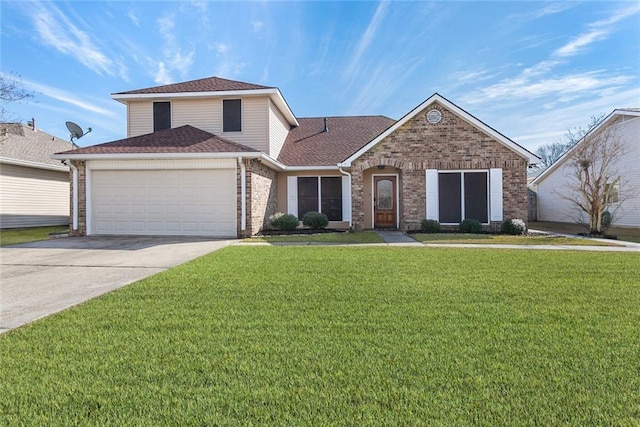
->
[302,211,329,229]
[502,218,526,235]
[420,219,441,233]
[601,211,612,232]
[269,212,299,231]
[459,218,483,233]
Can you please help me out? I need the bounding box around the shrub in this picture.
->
[420,219,441,233]
[502,218,526,235]
[601,211,612,232]
[459,218,483,233]
[302,211,329,229]
[269,212,299,231]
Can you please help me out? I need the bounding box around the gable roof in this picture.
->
[277,116,395,167]
[54,125,256,156]
[111,76,298,127]
[531,108,640,185]
[341,93,540,166]
[1,123,72,171]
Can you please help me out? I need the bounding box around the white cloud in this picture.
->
[215,43,229,54]
[251,20,264,32]
[151,13,195,83]
[128,10,140,27]
[154,62,171,85]
[553,4,640,58]
[24,79,118,117]
[345,1,389,77]
[30,2,114,76]
[553,29,608,57]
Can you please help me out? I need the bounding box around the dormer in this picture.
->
[111,76,299,159]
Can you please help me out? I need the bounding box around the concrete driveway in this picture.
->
[0,236,234,334]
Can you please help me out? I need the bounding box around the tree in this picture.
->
[557,114,628,235]
[535,141,571,169]
[0,72,34,122]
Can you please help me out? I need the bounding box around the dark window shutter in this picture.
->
[223,99,242,132]
[438,173,462,223]
[464,172,488,223]
[153,102,171,131]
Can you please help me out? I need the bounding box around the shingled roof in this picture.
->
[113,76,273,95]
[55,125,257,156]
[1,123,73,169]
[277,116,395,166]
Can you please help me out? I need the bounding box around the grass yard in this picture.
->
[245,230,384,244]
[412,233,615,246]
[1,246,639,425]
[0,226,68,247]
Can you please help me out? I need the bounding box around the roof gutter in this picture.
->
[1,157,69,172]
[51,151,287,171]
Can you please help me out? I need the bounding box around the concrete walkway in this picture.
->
[374,230,423,246]
[374,230,640,252]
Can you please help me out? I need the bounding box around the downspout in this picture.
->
[64,160,78,231]
[238,157,246,233]
[338,164,352,228]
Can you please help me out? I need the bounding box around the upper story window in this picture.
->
[223,99,242,132]
[153,101,171,132]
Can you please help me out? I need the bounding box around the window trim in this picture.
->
[222,98,242,133]
[437,170,490,225]
[605,181,620,204]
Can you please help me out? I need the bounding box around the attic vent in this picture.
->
[427,109,442,124]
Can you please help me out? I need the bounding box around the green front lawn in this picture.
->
[245,230,384,244]
[1,247,639,425]
[412,233,615,246]
[0,226,68,247]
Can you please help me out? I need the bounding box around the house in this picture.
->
[1,121,73,228]
[531,109,640,228]
[53,76,539,238]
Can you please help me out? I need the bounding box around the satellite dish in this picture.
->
[65,121,92,143]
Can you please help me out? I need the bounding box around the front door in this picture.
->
[374,176,397,228]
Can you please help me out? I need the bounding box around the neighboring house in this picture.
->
[1,122,73,229]
[531,109,640,228]
[53,76,539,238]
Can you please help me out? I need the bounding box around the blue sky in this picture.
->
[2,1,639,152]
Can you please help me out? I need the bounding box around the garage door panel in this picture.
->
[91,169,237,237]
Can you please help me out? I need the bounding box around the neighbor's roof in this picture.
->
[277,116,395,167]
[113,76,272,95]
[531,108,640,186]
[111,76,298,127]
[54,125,256,156]
[0,123,72,171]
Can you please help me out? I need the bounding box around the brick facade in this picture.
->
[237,159,278,237]
[70,160,87,236]
[351,102,529,231]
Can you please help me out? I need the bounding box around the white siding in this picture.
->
[222,97,269,152]
[124,96,270,153]
[536,116,640,227]
[127,101,153,137]
[268,99,290,158]
[172,98,219,132]
[0,163,69,228]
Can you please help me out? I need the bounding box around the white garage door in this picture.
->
[91,169,236,237]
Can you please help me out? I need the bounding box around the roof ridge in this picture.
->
[113,76,273,95]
